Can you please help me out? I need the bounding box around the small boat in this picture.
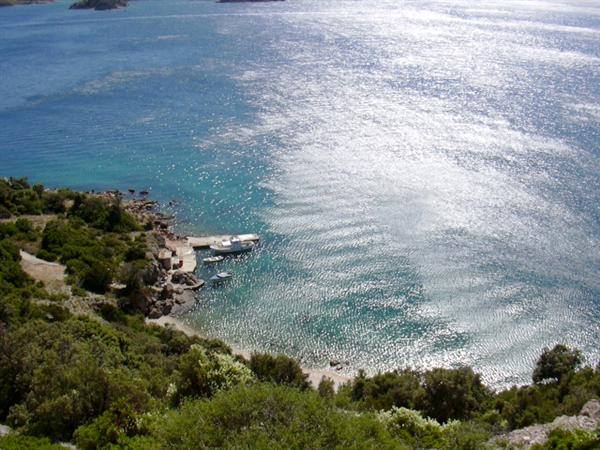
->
[203,255,224,264]
[210,236,255,255]
[210,271,233,283]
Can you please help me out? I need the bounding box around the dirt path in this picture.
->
[19,250,68,294]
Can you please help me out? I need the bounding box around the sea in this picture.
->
[1,0,599,388]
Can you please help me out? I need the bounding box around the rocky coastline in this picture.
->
[96,191,204,319]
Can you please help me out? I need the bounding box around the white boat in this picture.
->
[210,236,255,255]
[210,271,232,282]
[202,255,224,264]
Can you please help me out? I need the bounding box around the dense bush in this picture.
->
[249,352,310,390]
[533,344,584,384]
[0,177,78,217]
[171,344,254,405]
[0,434,66,449]
[421,367,491,423]
[492,366,600,429]
[348,368,425,411]
[38,216,146,293]
[0,315,217,443]
[157,383,403,449]
[344,366,490,423]
[533,427,600,449]
[69,195,138,233]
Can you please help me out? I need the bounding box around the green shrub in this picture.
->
[317,376,335,398]
[157,383,404,449]
[0,204,11,219]
[533,345,583,384]
[533,428,600,450]
[172,344,255,404]
[349,368,425,411]
[0,434,65,449]
[81,259,113,293]
[379,406,447,448]
[421,367,491,423]
[249,352,310,390]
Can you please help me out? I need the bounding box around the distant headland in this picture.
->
[0,0,52,6]
[69,0,126,10]
[218,0,284,3]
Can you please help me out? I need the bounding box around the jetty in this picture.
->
[187,234,260,249]
[164,238,198,273]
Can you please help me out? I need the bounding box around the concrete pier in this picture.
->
[165,239,197,273]
[186,234,260,249]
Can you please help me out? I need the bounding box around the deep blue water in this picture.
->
[1,0,600,387]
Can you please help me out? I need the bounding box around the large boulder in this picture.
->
[128,289,155,316]
[171,270,199,286]
[160,283,175,300]
[142,262,160,285]
[580,399,600,421]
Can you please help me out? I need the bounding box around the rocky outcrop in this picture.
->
[495,399,600,449]
[171,270,203,289]
[581,399,600,421]
[70,0,127,11]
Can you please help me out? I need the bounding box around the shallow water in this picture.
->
[1,0,599,387]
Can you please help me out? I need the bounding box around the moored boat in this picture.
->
[210,271,233,282]
[203,255,224,264]
[210,236,255,255]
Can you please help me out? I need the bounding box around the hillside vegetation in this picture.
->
[0,177,599,449]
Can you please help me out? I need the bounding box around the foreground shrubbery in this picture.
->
[1,178,599,449]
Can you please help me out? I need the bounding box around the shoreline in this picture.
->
[147,314,352,389]
[124,191,352,388]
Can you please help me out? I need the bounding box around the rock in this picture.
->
[497,399,600,449]
[171,270,200,286]
[160,300,173,315]
[129,290,155,316]
[160,283,175,300]
[170,291,196,315]
[580,399,600,421]
[329,360,341,367]
[503,424,550,448]
[0,424,11,436]
[155,234,166,247]
[550,414,596,432]
[142,262,160,285]
[148,307,162,319]
[158,249,173,270]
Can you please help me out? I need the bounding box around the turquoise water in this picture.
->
[2,0,600,387]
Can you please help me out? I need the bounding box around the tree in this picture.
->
[317,377,335,399]
[249,353,310,390]
[421,367,490,423]
[532,345,583,384]
[349,369,425,411]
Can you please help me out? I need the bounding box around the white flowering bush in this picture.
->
[172,344,255,404]
[379,406,442,435]
[378,406,461,447]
